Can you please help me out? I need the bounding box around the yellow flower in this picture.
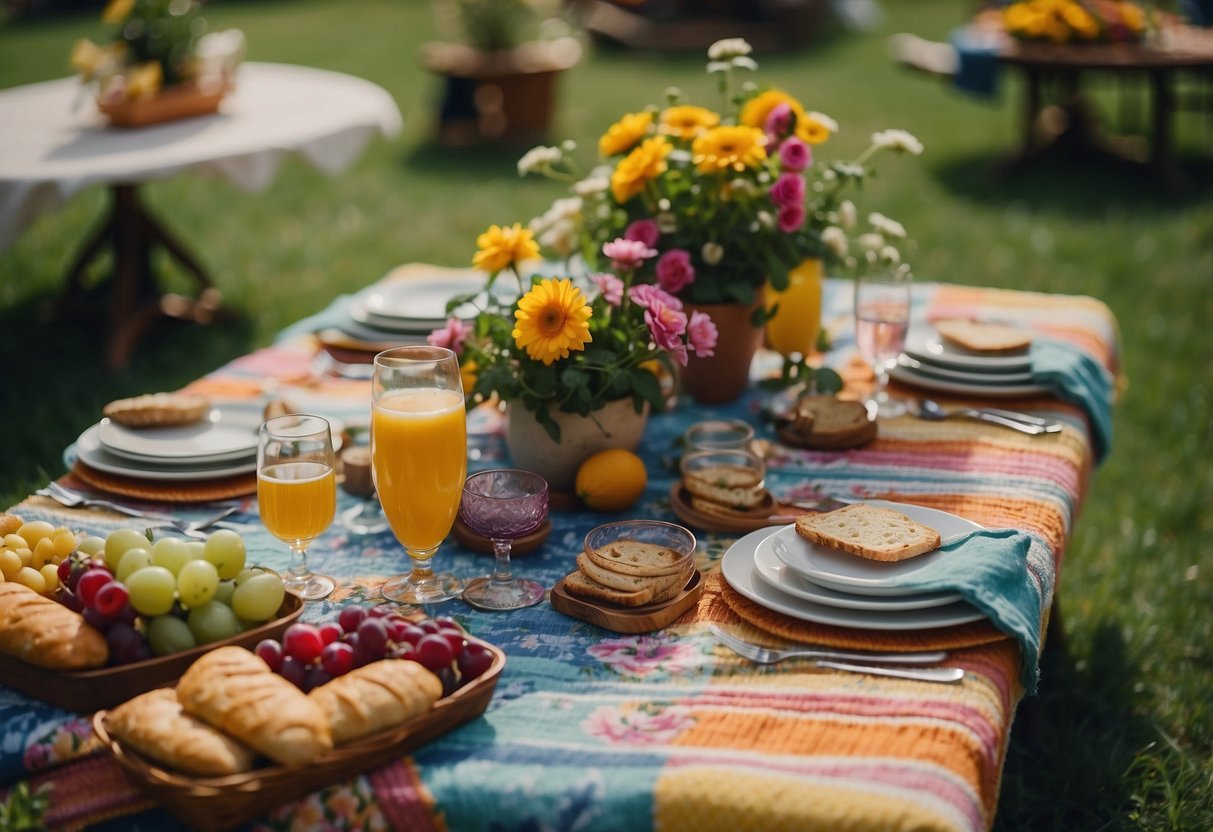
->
[739,88,831,145]
[1063,5,1099,39]
[692,125,767,174]
[459,358,479,394]
[126,62,163,98]
[473,223,540,274]
[69,39,107,78]
[512,278,592,366]
[658,105,720,140]
[610,136,672,204]
[598,111,653,157]
[1119,3,1145,32]
[798,112,836,145]
[101,0,134,23]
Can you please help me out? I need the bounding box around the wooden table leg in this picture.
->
[1148,68,1182,192]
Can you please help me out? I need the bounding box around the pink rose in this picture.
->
[427,317,472,355]
[779,137,812,172]
[769,173,805,208]
[590,272,624,306]
[603,237,657,272]
[655,249,696,295]
[687,310,717,357]
[636,292,689,366]
[628,283,683,311]
[777,203,806,233]
[764,101,794,145]
[624,219,661,248]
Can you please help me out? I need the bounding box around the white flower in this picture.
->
[561,139,577,152]
[857,233,884,251]
[517,145,562,176]
[871,129,923,156]
[701,242,724,265]
[821,226,848,258]
[729,178,757,197]
[572,175,609,196]
[807,111,839,133]
[539,219,578,258]
[880,245,901,265]
[657,198,672,211]
[838,200,857,231]
[657,212,678,233]
[833,162,866,179]
[757,210,774,229]
[869,212,907,239]
[708,38,752,60]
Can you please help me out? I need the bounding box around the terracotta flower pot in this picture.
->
[681,291,766,405]
[505,398,649,492]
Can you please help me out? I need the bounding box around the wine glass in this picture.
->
[257,414,337,600]
[854,270,912,418]
[459,469,548,611]
[372,346,467,604]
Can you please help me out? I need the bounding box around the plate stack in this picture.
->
[888,326,1046,398]
[720,501,987,630]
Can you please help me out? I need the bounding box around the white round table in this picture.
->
[0,62,402,367]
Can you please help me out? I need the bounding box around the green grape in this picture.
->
[105,528,151,571]
[185,540,206,560]
[147,615,196,656]
[126,566,177,616]
[150,537,192,575]
[77,536,106,557]
[115,547,152,583]
[213,580,236,606]
[177,559,219,608]
[203,530,246,580]
[231,573,285,622]
[187,601,242,644]
[233,568,259,585]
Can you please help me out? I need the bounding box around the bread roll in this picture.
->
[106,689,256,776]
[0,583,108,669]
[177,646,331,766]
[309,659,442,745]
[795,504,941,563]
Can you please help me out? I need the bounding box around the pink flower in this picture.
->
[779,136,812,172]
[624,218,661,248]
[427,317,472,355]
[764,101,794,144]
[603,237,657,272]
[590,272,624,306]
[687,310,717,357]
[586,635,698,677]
[777,203,806,233]
[769,172,805,208]
[582,704,696,745]
[655,249,696,294]
[645,302,689,367]
[628,283,683,311]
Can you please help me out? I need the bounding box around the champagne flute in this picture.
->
[257,414,337,600]
[854,270,912,418]
[459,469,548,611]
[372,346,467,604]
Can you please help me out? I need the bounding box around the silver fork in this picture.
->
[709,625,964,683]
[38,482,238,536]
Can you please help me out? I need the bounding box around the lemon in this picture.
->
[576,449,648,512]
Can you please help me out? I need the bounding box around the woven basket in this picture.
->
[92,639,505,831]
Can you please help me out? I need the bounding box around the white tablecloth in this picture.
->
[0,62,403,252]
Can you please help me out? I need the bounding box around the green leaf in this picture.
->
[629,367,664,411]
[812,367,844,395]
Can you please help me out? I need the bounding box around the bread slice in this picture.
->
[682,464,766,509]
[102,393,210,428]
[583,539,688,577]
[935,319,1032,354]
[783,395,877,450]
[575,552,684,594]
[689,490,774,519]
[795,504,941,563]
[563,571,657,606]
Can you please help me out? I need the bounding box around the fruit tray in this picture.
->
[93,638,506,832]
[0,594,303,711]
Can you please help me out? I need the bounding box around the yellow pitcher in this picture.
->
[765,257,823,357]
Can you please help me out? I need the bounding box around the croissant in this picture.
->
[0,583,107,669]
[106,689,256,776]
[176,646,332,767]
[309,659,442,745]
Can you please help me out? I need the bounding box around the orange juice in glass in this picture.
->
[371,347,467,604]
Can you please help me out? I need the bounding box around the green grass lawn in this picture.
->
[2,0,1211,828]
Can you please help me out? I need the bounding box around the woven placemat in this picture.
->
[69,461,257,503]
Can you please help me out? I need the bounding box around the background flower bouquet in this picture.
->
[1002,0,1148,43]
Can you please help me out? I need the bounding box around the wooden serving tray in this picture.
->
[550,570,704,634]
[668,483,804,534]
[93,639,505,832]
[0,595,302,711]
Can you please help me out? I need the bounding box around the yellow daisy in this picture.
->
[459,359,479,395]
[739,89,804,130]
[69,39,107,78]
[473,223,540,274]
[512,278,593,366]
[610,136,672,204]
[101,0,134,24]
[692,125,768,174]
[126,62,164,98]
[658,105,721,141]
[598,112,654,157]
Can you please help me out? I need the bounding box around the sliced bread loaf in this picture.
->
[682,464,767,509]
[584,539,688,577]
[563,571,657,607]
[576,553,687,594]
[935,319,1031,354]
[794,504,941,563]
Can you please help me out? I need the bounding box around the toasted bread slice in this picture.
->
[563,571,656,607]
[795,504,941,563]
[779,396,876,450]
[689,490,775,518]
[683,464,766,509]
[575,553,686,594]
[935,319,1032,354]
[584,539,688,577]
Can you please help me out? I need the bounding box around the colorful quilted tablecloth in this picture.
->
[0,278,1118,831]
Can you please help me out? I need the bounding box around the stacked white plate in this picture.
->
[719,501,987,630]
[346,274,488,336]
[888,325,1047,398]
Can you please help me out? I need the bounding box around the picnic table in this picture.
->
[0,275,1118,831]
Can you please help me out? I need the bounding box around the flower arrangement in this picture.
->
[1003,0,1147,43]
[70,0,244,104]
[429,224,717,441]
[518,38,923,314]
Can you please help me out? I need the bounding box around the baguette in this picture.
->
[935,319,1032,354]
[583,539,688,577]
[795,504,941,563]
[106,689,256,777]
[177,646,332,767]
[309,659,442,745]
[0,583,108,669]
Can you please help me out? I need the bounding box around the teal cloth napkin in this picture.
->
[1031,339,1115,463]
[881,528,1052,695]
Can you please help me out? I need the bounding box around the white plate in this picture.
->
[904,328,1032,372]
[772,500,983,596]
[889,362,1048,399]
[359,274,487,321]
[896,354,1033,385]
[721,528,986,630]
[76,425,258,481]
[347,305,447,333]
[97,406,261,463]
[752,537,962,610]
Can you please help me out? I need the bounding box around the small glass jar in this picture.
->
[682,419,755,452]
